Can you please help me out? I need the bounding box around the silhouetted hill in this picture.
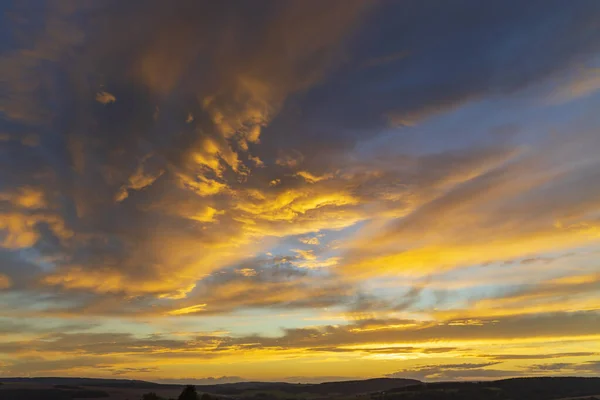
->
[0,387,109,400]
[3,376,600,400]
[0,377,418,394]
[312,378,421,394]
[384,377,600,400]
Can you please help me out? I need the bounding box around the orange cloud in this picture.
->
[0,213,72,249]
[0,274,12,290]
[95,91,116,104]
[0,186,47,209]
[296,170,334,183]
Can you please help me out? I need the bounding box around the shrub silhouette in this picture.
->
[142,393,162,400]
[178,385,199,400]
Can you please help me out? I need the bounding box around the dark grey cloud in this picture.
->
[0,250,44,289]
[108,367,160,376]
[217,311,600,349]
[529,363,575,372]
[307,345,457,355]
[263,0,600,151]
[158,376,245,385]
[527,361,600,375]
[0,331,199,356]
[385,363,517,381]
[484,352,598,361]
[1,356,115,375]
[0,317,95,336]
[281,376,361,384]
[575,361,600,373]
[3,311,599,358]
[348,285,425,314]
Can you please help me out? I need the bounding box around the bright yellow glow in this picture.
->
[167,304,208,315]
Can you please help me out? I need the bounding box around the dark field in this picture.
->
[0,378,417,400]
[1,377,600,400]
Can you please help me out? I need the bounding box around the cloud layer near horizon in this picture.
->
[1,0,600,382]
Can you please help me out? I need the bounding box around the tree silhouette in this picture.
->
[178,385,198,400]
[142,393,162,400]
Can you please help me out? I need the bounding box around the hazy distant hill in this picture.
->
[193,378,421,395]
[0,377,419,395]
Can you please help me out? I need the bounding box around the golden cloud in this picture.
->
[296,170,334,184]
[0,186,47,209]
[0,274,12,290]
[0,213,72,249]
[95,91,116,104]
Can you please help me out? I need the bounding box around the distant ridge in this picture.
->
[0,377,420,394]
[0,377,174,389]
[193,378,421,395]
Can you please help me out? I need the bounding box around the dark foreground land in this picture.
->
[1,377,599,400]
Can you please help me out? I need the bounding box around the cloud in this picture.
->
[0,274,11,290]
[529,363,575,372]
[548,67,600,104]
[110,366,159,376]
[0,212,72,249]
[339,139,600,279]
[1,0,598,305]
[276,150,305,168]
[296,170,334,184]
[186,206,224,223]
[361,51,410,69]
[0,0,371,298]
[0,186,46,209]
[525,361,600,375]
[162,259,353,316]
[115,156,164,201]
[307,344,457,356]
[483,352,598,361]
[1,310,600,378]
[1,357,116,375]
[158,376,245,385]
[348,285,424,315]
[16,311,600,353]
[95,91,116,104]
[575,361,600,374]
[249,155,265,167]
[434,271,600,321]
[395,369,523,381]
[299,235,321,245]
[283,376,360,384]
[386,363,505,381]
[290,249,340,269]
[1,0,600,380]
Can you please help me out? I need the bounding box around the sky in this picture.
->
[1,0,600,383]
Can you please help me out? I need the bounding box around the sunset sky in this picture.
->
[1,0,600,383]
